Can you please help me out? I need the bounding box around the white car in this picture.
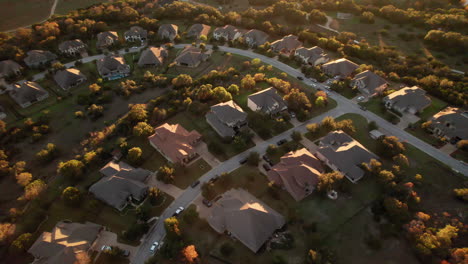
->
[150,241,159,252]
[173,206,184,216]
[101,245,111,251]
[357,96,365,102]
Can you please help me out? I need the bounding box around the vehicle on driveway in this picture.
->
[263,163,271,171]
[123,250,130,257]
[150,242,159,252]
[360,106,367,111]
[289,112,296,118]
[239,157,248,164]
[277,139,287,146]
[262,155,273,166]
[202,199,213,207]
[357,96,365,102]
[297,76,304,80]
[173,206,184,217]
[191,180,200,188]
[101,245,112,251]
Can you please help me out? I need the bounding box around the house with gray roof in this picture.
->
[383,86,431,115]
[321,58,358,78]
[96,55,130,80]
[54,68,87,90]
[59,39,86,56]
[96,31,119,49]
[207,188,285,253]
[206,100,248,138]
[158,24,178,41]
[138,46,168,67]
[351,70,388,96]
[271,35,302,56]
[24,50,57,68]
[428,107,468,142]
[295,46,329,66]
[0,60,22,78]
[213,25,242,42]
[244,29,269,47]
[187,24,211,39]
[125,26,148,42]
[247,87,287,115]
[316,130,378,183]
[90,160,151,211]
[9,81,49,108]
[174,45,211,68]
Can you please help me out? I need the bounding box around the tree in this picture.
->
[393,154,409,168]
[87,104,104,119]
[291,131,302,142]
[133,122,154,137]
[151,107,167,124]
[62,187,81,206]
[148,187,162,205]
[58,160,84,180]
[127,147,142,165]
[361,11,375,23]
[36,143,58,163]
[212,86,232,102]
[377,136,405,158]
[10,233,33,253]
[181,245,198,264]
[315,96,325,107]
[383,197,409,223]
[120,80,140,96]
[436,225,458,249]
[317,172,344,193]
[16,172,32,187]
[241,74,256,90]
[247,151,260,166]
[172,74,193,88]
[74,251,91,264]
[266,144,278,155]
[164,217,181,240]
[284,89,311,111]
[457,140,468,151]
[227,84,239,95]
[157,165,175,184]
[377,170,395,183]
[128,104,148,123]
[307,249,322,264]
[0,223,15,244]
[182,207,199,225]
[88,83,101,94]
[453,188,468,202]
[24,180,47,200]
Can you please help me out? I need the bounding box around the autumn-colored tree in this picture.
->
[62,186,81,206]
[24,180,47,200]
[16,172,32,187]
[317,172,344,193]
[58,160,85,180]
[0,223,15,244]
[127,147,142,165]
[212,86,232,102]
[133,122,154,137]
[74,251,91,264]
[453,188,468,202]
[172,74,193,88]
[128,104,148,123]
[241,74,256,90]
[181,245,199,264]
[284,89,311,111]
[10,233,33,253]
[157,165,175,184]
[88,83,101,94]
[164,217,181,240]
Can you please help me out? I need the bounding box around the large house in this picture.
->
[90,160,151,211]
[174,45,211,68]
[267,148,324,201]
[213,25,242,42]
[158,24,178,41]
[28,221,102,264]
[187,24,211,39]
[244,29,269,47]
[0,60,22,78]
[351,70,388,96]
[383,86,431,115]
[207,188,285,253]
[125,26,148,42]
[316,130,378,183]
[295,46,329,66]
[96,55,130,80]
[96,31,119,49]
[247,87,287,115]
[9,81,49,108]
[138,46,168,67]
[321,58,358,78]
[148,123,202,165]
[428,107,468,142]
[59,39,86,56]
[54,68,87,90]
[271,35,302,56]
[205,100,248,138]
[23,50,57,68]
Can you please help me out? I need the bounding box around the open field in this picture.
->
[0,0,54,31]
[55,0,108,15]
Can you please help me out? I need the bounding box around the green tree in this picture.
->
[377,170,395,184]
[127,147,142,165]
[241,74,256,90]
[62,186,81,206]
[227,84,239,95]
[315,96,325,107]
[172,74,193,88]
[212,86,232,102]
[317,172,344,193]
[133,122,154,137]
[10,233,33,253]
[157,165,175,184]
[58,160,84,181]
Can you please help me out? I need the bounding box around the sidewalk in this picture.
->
[147,174,184,198]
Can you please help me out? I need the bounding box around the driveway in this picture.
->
[195,142,221,168]
[92,230,138,259]
[398,113,420,129]
[146,173,184,198]
[300,138,319,153]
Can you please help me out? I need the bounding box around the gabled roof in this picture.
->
[9,81,48,106]
[271,35,302,52]
[322,58,358,77]
[59,39,85,51]
[187,24,211,38]
[248,87,287,115]
[295,46,328,62]
[210,100,247,125]
[352,70,388,94]
[158,24,178,37]
[96,31,119,47]
[125,26,148,38]
[267,148,324,201]
[96,55,128,75]
[384,86,431,112]
[208,189,285,252]
[244,29,269,46]
[24,50,57,66]
[0,60,22,77]
[138,46,168,66]
[53,68,86,89]
[213,25,242,40]
[430,107,468,140]
[174,46,209,66]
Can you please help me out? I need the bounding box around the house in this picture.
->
[316,130,379,183]
[148,123,202,165]
[205,100,248,138]
[244,29,269,47]
[207,188,285,253]
[158,24,178,41]
[187,24,211,39]
[247,87,287,115]
[174,45,211,68]
[271,35,302,56]
[59,39,86,56]
[9,81,49,108]
[321,58,358,78]
[428,107,468,142]
[23,50,57,68]
[0,60,22,78]
[90,160,151,211]
[96,55,130,80]
[125,26,148,42]
[267,148,324,201]
[28,221,102,264]
[294,46,329,66]
[351,70,388,96]
[96,31,119,49]
[54,68,87,90]
[138,46,168,67]
[383,86,431,115]
[213,25,242,42]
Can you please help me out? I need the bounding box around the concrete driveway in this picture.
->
[92,230,138,259]
[195,142,221,167]
[398,113,420,129]
[147,173,183,198]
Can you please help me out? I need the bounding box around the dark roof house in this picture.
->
[429,107,468,141]
[53,68,87,90]
[295,46,329,66]
[96,55,130,80]
[321,58,358,78]
[213,25,242,41]
[9,81,49,108]
[351,70,388,96]
[271,35,302,55]
[96,31,119,49]
[206,100,248,138]
[125,26,148,42]
[0,60,22,78]
[24,50,57,68]
[383,86,431,114]
[59,39,86,56]
[187,24,211,39]
[158,24,178,41]
[138,46,168,67]
[244,29,269,47]
[174,45,211,68]
[247,87,287,115]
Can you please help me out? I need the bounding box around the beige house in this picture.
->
[174,45,211,68]
[0,60,22,78]
[158,24,178,41]
[247,87,287,115]
[187,24,211,39]
[138,46,168,67]
[244,29,269,47]
[213,25,242,42]
[295,46,329,66]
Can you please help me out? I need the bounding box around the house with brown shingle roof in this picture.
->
[247,87,287,116]
[271,35,302,56]
[351,70,388,96]
[9,81,49,108]
[24,50,57,68]
[187,24,211,39]
[96,55,130,80]
[244,29,269,47]
[383,86,431,114]
[207,188,285,253]
[295,46,329,66]
[0,60,22,78]
[205,100,248,138]
[96,31,119,49]
[174,45,211,68]
[148,123,202,165]
[267,148,324,201]
[428,107,468,142]
[213,25,242,42]
[28,221,102,264]
[158,24,178,41]
[125,26,148,42]
[58,39,86,56]
[138,46,168,67]
[321,58,358,78]
[54,68,87,90]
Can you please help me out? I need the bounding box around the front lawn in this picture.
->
[418,95,448,121]
[266,140,304,165]
[359,97,400,124]
[173,159,211,189]
[335,113,377,152]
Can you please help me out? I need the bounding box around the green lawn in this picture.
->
[335,113,377,152]
[359,97,400,124]
[418,95,448,121]
[0,0,54,31]
[173,159,211,189]
[451,150,468,163]
[129,137,167,172]
[405,122,441,146]
[266,140,304,165]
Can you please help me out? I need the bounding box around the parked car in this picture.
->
[123,250,130,257]
[202,199,213,207]
[289,112,296,118]
[101,245,112,251]
[360,106,367,111]
[357,96,365,102]
[317,88,322,91]
[191,180,200,188]
[297,76,304,80]
[277,139,287,146]
[150,242,159,252]
[209,175,219,183]
[239,157,248,164]
[263,163,271,171]
[173,206,184,217]
[262,155,274,166]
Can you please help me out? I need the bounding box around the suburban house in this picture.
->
[207,188,285,253]
[9,81,49,108]
[267,148,324,201]
[247,87,287,115]
[428,107,468,142]
[213,25,242,42]
[148,123,202,165]
[0,60,22,78]
[90,160,151,211]
[58,39,86,56]
[383,86,431,114]
[138,46,168,67]
[205,100,248,138]
[351,70,388,96]
[244,29,269,47]
[23,50,57,68]
[295,46,329,66]
[96,55,130,80]
[158,24,178,41]
[28,221,102,264]
[271,35,302,56]
[174,45,212,67]
[53,68,87,90]
[321,58,359,78]
[125,26,148,42]
[316,130,378,183]
[96,31,119,49]
[187,24,211,39]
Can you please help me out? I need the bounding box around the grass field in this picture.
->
[55,0,108,15]
[0,0,54,31]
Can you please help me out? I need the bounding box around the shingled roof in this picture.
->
[247,87,287,115]
[244,29,269,47]
[271,35,302,53]
[58,39,85,52]
[24,50,57,67]
[96,55,129,76]
[351,70,388,95]
[9,81,48,107]
[96,31,119,48]
[430,107,468,141]
[0,60,22,77]
[187,24,211,38]
[125,26,148,39]
[206,100,247,138]
[322,58,359,77]
[53,68,86,90]
[174,46,210,67]
[138,46,168,67]
[384,86,431,114]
